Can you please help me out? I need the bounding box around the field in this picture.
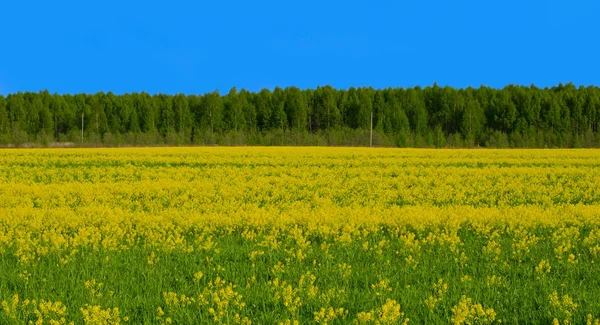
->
[1,147,600,324]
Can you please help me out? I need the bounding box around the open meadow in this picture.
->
[1,147,600,324]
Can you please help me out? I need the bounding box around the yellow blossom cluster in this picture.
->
[1,147,600,323]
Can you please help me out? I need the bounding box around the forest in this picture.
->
[0,83,599,148]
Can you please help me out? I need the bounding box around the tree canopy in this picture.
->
[1,84,599,147]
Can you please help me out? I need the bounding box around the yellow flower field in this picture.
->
[1,147,600,324]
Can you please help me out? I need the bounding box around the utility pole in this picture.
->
[370,110,373,147]
[81,112,84,145]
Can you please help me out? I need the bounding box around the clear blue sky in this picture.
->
[1,0,599,95]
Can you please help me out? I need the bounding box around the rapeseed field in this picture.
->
[1,148,599,324]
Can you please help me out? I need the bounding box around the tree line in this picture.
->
[1,83,599,148]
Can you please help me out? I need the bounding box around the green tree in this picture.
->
[119,94,140,133]
[386,91,409,133]
[157,94,174,135]
[104,92,120,134]
[341,88,361,129]
[173,94,191,136]
[492,89,517,134]
[357,88,373,130]
[314,86,340,130]
[0,95,8,137]
[137,92,158,133]
[38,95,54,139]
[460,92,484,146]
[271,87,287,131]
[240,89,257,132]
[402,88,429,135]
[584,87,599,132]
[88,93,108,139]
[49,94,67,138]
[1,84,599,148]
[22,93,41,136]
[187,94,202,138]
[541,92,562,132]
[373,90,386,132]
[224,87,245,131]
[424,83,443,130]
[255,89,272,130]
[304,89,315,132]
[201,90,223,133]
[284,86,307,130]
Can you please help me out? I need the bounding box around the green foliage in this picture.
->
[1,84,600,147]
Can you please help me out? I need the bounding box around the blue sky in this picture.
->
[1,0,599,95]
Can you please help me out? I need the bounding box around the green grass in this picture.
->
[2,225,600,324]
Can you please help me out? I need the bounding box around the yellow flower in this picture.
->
[535,260,551,277]
[450,296,496,325]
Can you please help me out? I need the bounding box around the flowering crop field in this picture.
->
[1,147,600,325]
